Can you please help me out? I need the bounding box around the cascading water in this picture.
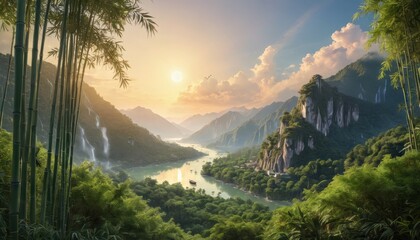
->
[79,126,96,162]
[82,93,111,168]
[95,115,100,128]
[101,127,110,157]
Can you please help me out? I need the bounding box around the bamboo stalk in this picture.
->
[27,0,43,223]
[10,0,26,238]
[38,0,52,224]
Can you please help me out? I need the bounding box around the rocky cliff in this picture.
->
[257,74,404,173]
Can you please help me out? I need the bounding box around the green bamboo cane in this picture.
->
[38,0,52,225]
[41,0,69,225]
[59,32,75,236]
[10,0,26,238]
[50,44,67,227]
[0,27,15,128]
[52,30,73,228]
[397,58,415,150]
[27,0,43,223]
[19,0,33,221]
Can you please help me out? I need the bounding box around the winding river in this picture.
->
[126,142,289,210]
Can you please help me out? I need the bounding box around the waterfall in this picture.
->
[101,127,110,157]
[94,113,110,160]
[95,115,100,128]
[82,93,111,165]
[79,126,96,162]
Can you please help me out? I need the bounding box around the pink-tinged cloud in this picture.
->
[177,23,376,109]
[270,23,375,102]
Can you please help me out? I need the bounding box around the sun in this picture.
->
[171,70,183,83]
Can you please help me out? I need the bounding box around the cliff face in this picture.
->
[257,74,403,173]
[326,52,402,106]
[300,77,359,136]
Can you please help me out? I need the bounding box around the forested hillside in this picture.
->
[0,53,202,167]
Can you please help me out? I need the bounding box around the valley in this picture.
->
[126,142,289,209]
[1,0,419,239]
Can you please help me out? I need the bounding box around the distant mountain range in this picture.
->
[179,112,224,132]
[180,52,404,153]
[0,53,202,167]
[209,97,298,151]
[181,110,255,145]
[121,106,191,139]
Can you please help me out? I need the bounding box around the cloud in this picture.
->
[270,23,374,100]
[177,23,375,110]
[177,71,260,106]
[286,64,296,69]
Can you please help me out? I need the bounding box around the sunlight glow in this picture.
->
[171,71,183,83]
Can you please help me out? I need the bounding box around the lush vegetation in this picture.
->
[344,126,408,168]
[1,128,271,239]
[0,128,194,239]
[355,0,420,150]
[0,0,418,239]
[265,151,420,239]
[202,147,343,201]
[131,178,271,238]
[2,124,419,239]
[203,125,409,201]
[0,0,159,237]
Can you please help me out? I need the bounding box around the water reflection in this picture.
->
[127,143,289,210]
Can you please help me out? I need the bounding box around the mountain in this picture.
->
[0,53,202,167]
[210,53,403,152]
[209,97,298,151]
[121,106,191,138]
[257,74,404,173]
[179,106,259,133]
[181,111,251,145]
[179,112,223,132]
[326,52,402,105]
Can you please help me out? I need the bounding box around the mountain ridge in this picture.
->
[121,106,191,138]
[0,53,202,167]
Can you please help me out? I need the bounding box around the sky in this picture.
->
[0,0,376,122]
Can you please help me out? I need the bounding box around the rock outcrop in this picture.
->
[257,73,403,173]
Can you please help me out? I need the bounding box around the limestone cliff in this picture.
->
[257,74,404,173]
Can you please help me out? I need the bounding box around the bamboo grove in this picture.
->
[0,0,156,238]
[355,0,420,151]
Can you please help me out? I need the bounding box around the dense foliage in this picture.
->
[355,0,420,151]
[131,177,271,238]
[1,129,271,239]
[0,129,194,239]
[265,151,420,239]
[69,163,189,240]
[344,126,408,168]
[203,125,410,202]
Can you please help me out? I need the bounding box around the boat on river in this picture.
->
[189,180,197,185]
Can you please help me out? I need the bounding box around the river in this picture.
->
[126,142,289,210]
